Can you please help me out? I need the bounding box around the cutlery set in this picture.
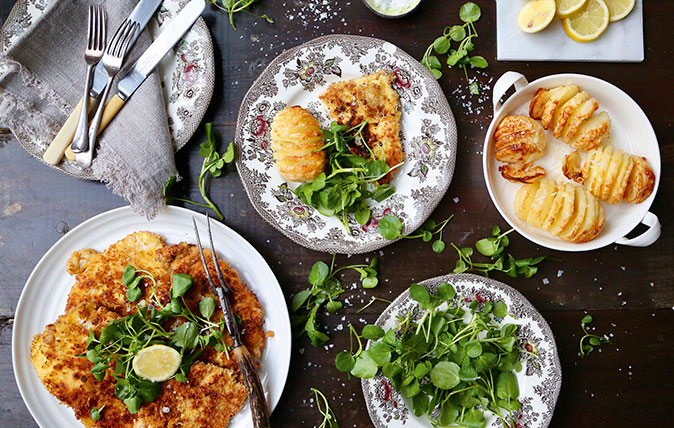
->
[42,0,206,168]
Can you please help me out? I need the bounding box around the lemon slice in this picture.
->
[518,0,557,33]
[562,0,610,42]
[132,345,182,382]
[604,0,635,22]
[557,0,589,18]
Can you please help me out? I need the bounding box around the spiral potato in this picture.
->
[515,179,605,243]
[562,146,655,205]
[270,106,326,182]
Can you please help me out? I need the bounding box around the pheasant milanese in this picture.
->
[30,232,268,428]
[319,70,405,183]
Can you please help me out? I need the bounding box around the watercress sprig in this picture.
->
[336,283,527,428]
[79,266,231,415]
[291,254,379,347]
[311,388,340,428]
[292,121,402,232]
[579,314,612,358]
[377,214,454,253]
[420,2,488,94]
[207,0,273,30]
[164,123,234,220]
[452,225,547,278]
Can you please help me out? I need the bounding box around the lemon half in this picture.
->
[518,0,557,34]
[604,0,635,22]
[562,0,610,42]
[132,345,182,382]
[557,0,589,18]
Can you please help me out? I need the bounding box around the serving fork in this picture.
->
[192,215,271,428]
[70,5,106,155]
[76,19,139,168]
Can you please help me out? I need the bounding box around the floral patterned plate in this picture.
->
[362,273,562,428]
[235,35,457,254]
[0,0,214,179]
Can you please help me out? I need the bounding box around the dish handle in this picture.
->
[615,211,661,247]
[493,71,529,114]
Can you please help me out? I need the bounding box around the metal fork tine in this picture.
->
[100,7,106,52]
[206,213,233,295]
[96,6,102,51]
[106,20,124,55]
[192,217,219,295]
[87,6,94,49]
[122,22,139,56]
[100,7,107,51]
[117,22,137,57]
[109,20,128,57]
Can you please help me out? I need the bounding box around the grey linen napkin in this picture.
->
[0,0,176,218]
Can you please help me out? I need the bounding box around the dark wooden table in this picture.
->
[1,1,672,427]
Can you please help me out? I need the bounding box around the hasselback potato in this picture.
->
[562,146,655,204]
[270,106,326,182]
[515,179,605,243]
[530,85,610,151]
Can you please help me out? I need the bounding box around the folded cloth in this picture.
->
[0,0,176,218]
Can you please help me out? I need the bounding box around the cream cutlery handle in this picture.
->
[43,97,96,165]
[67,95,126,161]
[97,94,126,134]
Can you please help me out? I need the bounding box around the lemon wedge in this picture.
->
[604,0,635,22]
[562,0,610,42]
[132,345,182,382]
[557,0,589,18]
[518,0,557,33]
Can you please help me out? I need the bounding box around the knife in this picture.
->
[89,0,205,138]
[43,0,163,166]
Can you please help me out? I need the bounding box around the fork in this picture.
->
[70,5,106,154]
[76,19,139,168]
[192,214,271,428]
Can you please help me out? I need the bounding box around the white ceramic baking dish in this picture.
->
[483,72,661,251]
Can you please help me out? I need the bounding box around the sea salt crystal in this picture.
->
[162,407,170,414]
[542,277,549,285]
[453,197,460,203]
[557,269,564,277]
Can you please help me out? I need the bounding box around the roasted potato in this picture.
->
[494,115,547,183]
[515,179,605,243]
[529,85,608,151]
[271,106,327,182]
[562,146,655,205]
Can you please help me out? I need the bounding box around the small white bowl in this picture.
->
[483,72,661,252]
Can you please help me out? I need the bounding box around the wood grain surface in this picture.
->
[1,1,673,427]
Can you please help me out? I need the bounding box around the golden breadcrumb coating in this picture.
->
[319,70,404,183]
[30,232,267,428]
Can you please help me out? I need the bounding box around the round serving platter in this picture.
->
[235,34,457,254]
[483,72,661,251]
[0,0,214,179]
[362,273,562,428]
[12,206,291,428]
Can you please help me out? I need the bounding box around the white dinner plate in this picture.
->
[362,273,562,428]
[235,34,457,254]
[12,206,291,428]
[483,72,661,251]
